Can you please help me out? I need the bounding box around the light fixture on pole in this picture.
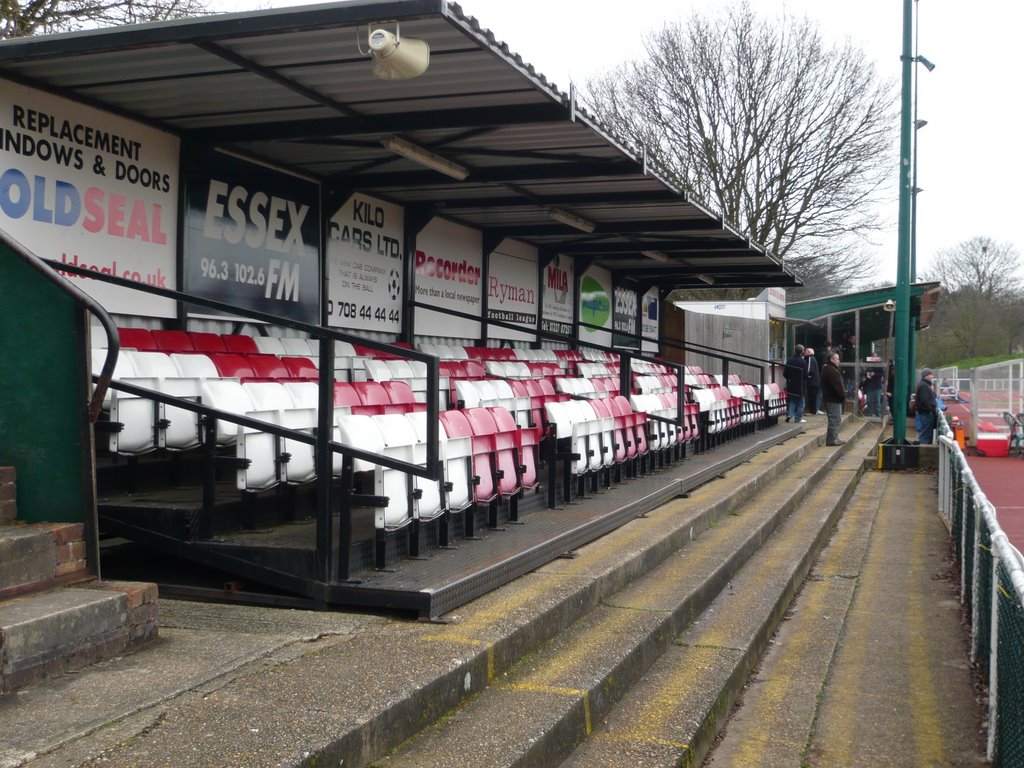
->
[641,250,671,263]
[915,54,936,72]
[695,274,715,285]
[366,24,430,80]
[548,207,596,233]
[379,136,469,180]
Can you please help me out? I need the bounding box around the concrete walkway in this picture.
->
[0,418,989,768]
[705,470,987,767]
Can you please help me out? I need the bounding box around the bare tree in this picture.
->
[919,237,1024,361]
[583,2,897,297]
[1,0,209,38]
[924,236,1021,300]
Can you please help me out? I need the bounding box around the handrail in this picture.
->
[2,231,119,423]
[937,417,1024,760]
[45,258,441,481]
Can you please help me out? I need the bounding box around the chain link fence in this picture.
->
[938,417,1024,764]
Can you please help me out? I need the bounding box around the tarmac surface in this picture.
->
[0,414,989,768]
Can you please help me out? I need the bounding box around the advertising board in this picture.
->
[184,152,320,324]
[487,239,537,341]
[1,81,179,317]
[326,192,403,333]
[413,218,482,338]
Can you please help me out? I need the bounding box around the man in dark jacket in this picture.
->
[783,345,807,423]
[804,347,821,415]
[821,351,846,446]
[915,368,938,444]
[860,367,883,417]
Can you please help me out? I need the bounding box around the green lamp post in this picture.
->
[892,0,914,443]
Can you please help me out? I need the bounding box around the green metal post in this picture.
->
[893,0,914,443]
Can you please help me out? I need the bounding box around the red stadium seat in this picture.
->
[209,353,256,380]
[150,329,194,353]
[247,354,289,380]
[282,356,319,380]
[221,334,260,355]
[188,332,228,354]
[119,327,159,351]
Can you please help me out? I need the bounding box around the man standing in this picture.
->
[784,344,808,423]
[915,369,939,445]
[821,351,846,446]
[860,367,883,417]
[804,347,821,415]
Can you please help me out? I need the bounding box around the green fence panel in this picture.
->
[996,559,1024,767]
[964,493,976,614]
[0,247,89,523]
[976,516,992,673]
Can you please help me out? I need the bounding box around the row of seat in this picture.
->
[99,346,773,454]
[334,406,541,565]
[110,328,702,393]
[555,376,622,399]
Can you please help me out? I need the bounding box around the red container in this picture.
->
[977,433,1010,458]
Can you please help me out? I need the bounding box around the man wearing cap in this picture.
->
[915,368,938,444]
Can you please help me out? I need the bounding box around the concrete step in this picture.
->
[42,421,861,767]
[0,522,90,598]
[0,580,158,692]
[559,429,876,767]
[0,467,160,693]
[372,420,873,768]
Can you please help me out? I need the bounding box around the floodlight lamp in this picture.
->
[916,54,936,72]
[368,24,430,80]
[548,208,596,233]
[915,119,929,129]
[380,135,469,181]
[695,274,715,285]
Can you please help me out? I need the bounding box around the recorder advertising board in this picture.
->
[414,218,483,338]
[0,80,179,317]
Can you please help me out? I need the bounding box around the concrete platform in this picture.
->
[0,414,986,768]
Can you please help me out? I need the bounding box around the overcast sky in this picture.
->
[454,0,1023,286]
[222,0,1023,286]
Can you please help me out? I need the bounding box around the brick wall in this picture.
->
[44,523,88,577]
[92,580,160,644]
[0,466,16,523]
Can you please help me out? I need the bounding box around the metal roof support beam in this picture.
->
[479,219,722,239]
[551,241,763,256]
[187,103,570,145]
[435,190,678,210]
[341,159,641,189]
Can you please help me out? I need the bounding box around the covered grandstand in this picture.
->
[0,0,800,616]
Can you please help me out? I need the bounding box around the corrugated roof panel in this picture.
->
[0,0,798,289]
